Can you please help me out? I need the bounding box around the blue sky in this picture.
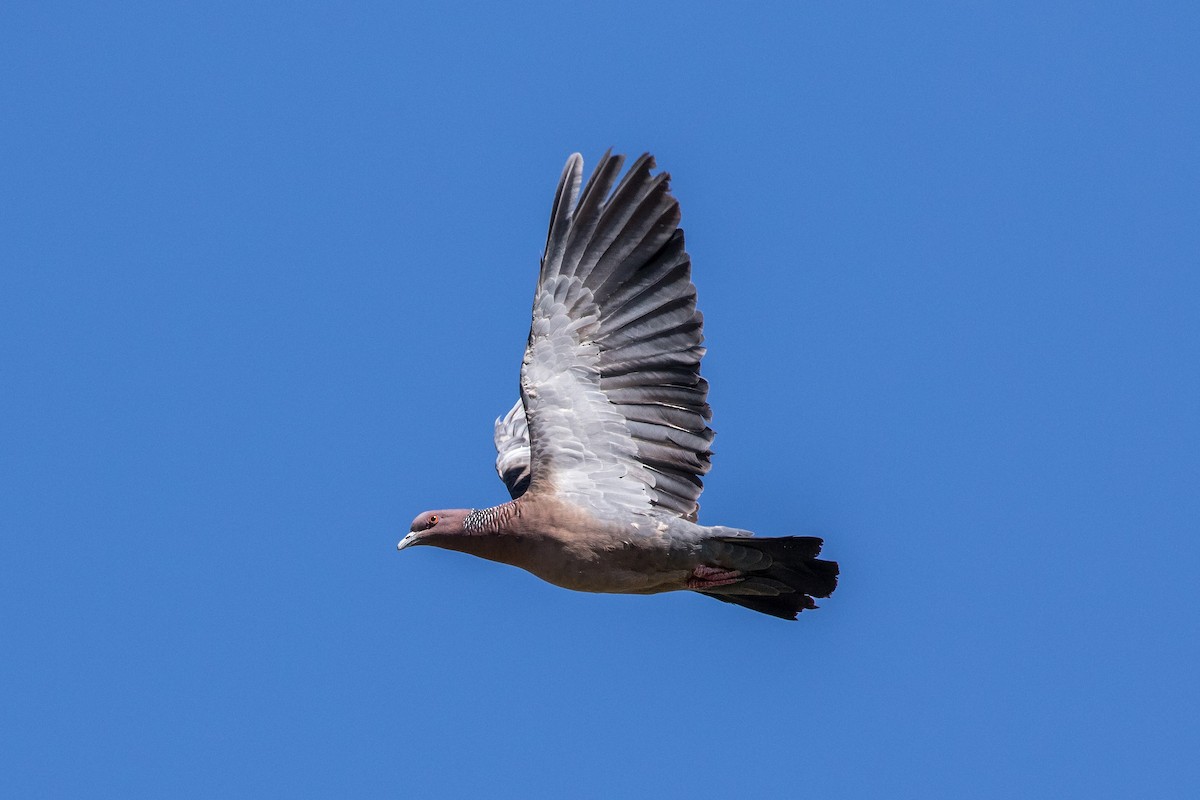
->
[3,2,1198,797]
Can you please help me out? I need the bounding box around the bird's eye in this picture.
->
[428,515,438,527]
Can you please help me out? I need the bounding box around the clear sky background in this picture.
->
[3,2,1198,797]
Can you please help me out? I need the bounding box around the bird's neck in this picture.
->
[434,501,531,566]
[462,501,518,534]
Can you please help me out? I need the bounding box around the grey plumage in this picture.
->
[510,151,712,521]
[493,399,531,499]
[403,151,838,621]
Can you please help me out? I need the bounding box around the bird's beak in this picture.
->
[396,531,421,551]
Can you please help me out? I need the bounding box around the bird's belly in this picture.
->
[535,565,687,594]
[513,536,694,595]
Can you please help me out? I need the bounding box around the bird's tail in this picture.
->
[699,536,839,620]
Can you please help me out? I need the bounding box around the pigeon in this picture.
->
[398,151,838,620]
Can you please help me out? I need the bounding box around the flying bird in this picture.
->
[398,151,838,620]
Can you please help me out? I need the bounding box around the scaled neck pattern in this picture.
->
[463,501,518,534]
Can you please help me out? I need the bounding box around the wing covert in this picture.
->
[494,398,532,499]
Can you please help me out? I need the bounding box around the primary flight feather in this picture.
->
[398,151,838,620]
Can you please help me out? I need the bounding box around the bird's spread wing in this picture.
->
[515,151,713,519]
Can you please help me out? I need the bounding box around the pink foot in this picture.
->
[687,565,743,590]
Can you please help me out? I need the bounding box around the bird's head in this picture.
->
[396,509,470,551]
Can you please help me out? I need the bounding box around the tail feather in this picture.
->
[699,536,839,621]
